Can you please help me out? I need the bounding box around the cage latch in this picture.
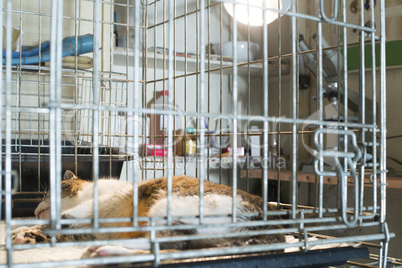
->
[313,128,362,227]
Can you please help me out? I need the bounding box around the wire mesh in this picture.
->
[0,0,394,267]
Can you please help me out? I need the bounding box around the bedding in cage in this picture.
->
[1,0,397,267]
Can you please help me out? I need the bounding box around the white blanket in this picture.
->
[1,219,353,266]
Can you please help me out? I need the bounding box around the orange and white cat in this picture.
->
[12,170,284,258]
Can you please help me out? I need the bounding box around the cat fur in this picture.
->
[11,170,285,257]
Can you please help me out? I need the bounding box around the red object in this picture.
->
[150,149,168,156]
[142,144,169,156]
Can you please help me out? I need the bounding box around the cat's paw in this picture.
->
[81,245,149,258]
[60,213,75,228]
[61,213,74,219]
[11,226,49,244]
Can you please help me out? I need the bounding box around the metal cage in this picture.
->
[0,0,396,267]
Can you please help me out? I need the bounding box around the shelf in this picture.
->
[114,47,290,77]
[240,169,402,189]
[138,155,245,170]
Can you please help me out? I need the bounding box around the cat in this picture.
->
[11,170,285,258]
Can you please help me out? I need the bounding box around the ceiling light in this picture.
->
[223,0,291,26]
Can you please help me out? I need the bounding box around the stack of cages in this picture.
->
[0,1,130,219]
[0,0,395,267]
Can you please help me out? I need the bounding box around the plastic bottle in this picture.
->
[150,90,169,145]
[149,90,181,146]
[185,127,196,157]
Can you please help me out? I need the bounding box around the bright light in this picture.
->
[223,0,291,26]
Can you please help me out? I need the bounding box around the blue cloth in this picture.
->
[2,34,93,65]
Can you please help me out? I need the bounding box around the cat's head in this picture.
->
[34,170,89,219]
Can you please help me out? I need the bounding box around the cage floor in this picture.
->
[1,219,359,267]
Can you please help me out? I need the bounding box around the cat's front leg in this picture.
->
[81,245,149,259]
[11,225,50,244]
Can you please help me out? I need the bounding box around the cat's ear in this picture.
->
[63,170,77,180]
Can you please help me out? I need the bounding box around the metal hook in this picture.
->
[320,0,339,23]
[336,157,359,228]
